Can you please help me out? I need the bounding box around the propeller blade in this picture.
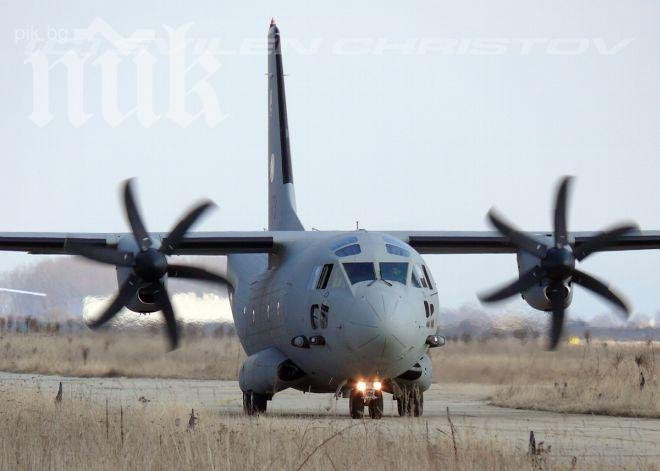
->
[123,179,152,252]
[569,268,630,317]
[68,243,134,267]
[0,288,46,297]
[160,201,216,255]
[167,264,227,284]
[573,224,638,261]
[553,176,572,248]
[152,281,179,349]
[546,284,566,350]
[479,266,546,303]
[87,274,140,329]
[488,209,548,259]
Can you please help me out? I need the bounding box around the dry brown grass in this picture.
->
[490,340,659,418]
[0,332,245,380]
[0,386,645,471]
[432,338,647,384]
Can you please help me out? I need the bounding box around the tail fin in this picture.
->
[267,20,304,231]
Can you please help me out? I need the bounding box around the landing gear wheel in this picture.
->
[396,387,423,417]
[243,391,267,415]
[413,389,424,417]
[396,389,412,417]
[368,391,384,419]
[396,396,405,417]
[349,389,364,419]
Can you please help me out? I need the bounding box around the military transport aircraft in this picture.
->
[2,20,659,419]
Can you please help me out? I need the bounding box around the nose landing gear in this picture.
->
[349,389,364,419]
[396,386,423,417]
[349,389,384,419]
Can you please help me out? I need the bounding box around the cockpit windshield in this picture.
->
[342,262,376,284]
[380,262,408,285]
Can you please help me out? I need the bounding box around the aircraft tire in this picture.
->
[396,396,405,416]
[243,391,268,415]
[413,389,424,417]
[396,390,410,416]
[349,390,364,419]
[396,387,422,417]
[368,391,384,419]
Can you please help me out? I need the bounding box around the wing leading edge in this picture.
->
[0,232,275,255]
[388,230,660,254]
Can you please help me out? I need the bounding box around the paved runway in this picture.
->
[1,372,658,466]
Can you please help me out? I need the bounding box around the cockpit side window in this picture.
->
[309,263,347,289]
[326,264,347,288]
[316,264,334,289]
[308,265,323,290]
[422,265,434,290]
[412,265,428,288]
[343,262,376,284]
[411,267,422,287]
[380,262,408,285]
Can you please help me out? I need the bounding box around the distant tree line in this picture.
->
[0,314,236,337]
[0,256,227,320]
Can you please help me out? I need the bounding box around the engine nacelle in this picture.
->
[115,235,166,313]
[517,251,573,311]
[239,347,306,395]
[391,353,432,393]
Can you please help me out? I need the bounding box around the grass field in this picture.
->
[0,332,657,418]
[489,340,659,418]
[0,331,243,380]
[0,385,647,471]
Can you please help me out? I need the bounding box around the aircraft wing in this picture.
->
[2,229,660,256]
[0,232,277,255]
[385,230,660,254]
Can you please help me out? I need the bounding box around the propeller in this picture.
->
[68,179,226,349]
[479,176,636,349]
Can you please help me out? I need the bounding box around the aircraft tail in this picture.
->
[267,20,304,231]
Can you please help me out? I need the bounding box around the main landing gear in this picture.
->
[349,389,384,419]
[243,391,268,415]
[395,386,423,417]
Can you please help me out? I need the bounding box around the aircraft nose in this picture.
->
[343,284,419,370]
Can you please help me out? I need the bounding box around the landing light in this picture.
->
[426,335,446,348]
[356,381,367,392]
[568,336,581,345]
[309,335,326,346]
[373,381,382,391]
[291,335,310,349]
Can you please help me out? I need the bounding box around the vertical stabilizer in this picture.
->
[267,20,304,231]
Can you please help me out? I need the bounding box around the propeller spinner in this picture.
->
[479,176,636,349]
[68,179,226,349]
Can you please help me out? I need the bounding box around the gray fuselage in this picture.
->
[228,230,439,393]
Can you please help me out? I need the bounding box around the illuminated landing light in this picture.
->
[568,336,581,345]
[373,381,382,391]
[356,381,367,392]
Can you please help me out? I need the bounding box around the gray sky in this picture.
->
[1,1,659,322]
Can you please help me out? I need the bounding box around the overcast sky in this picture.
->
[1,1,659,322]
